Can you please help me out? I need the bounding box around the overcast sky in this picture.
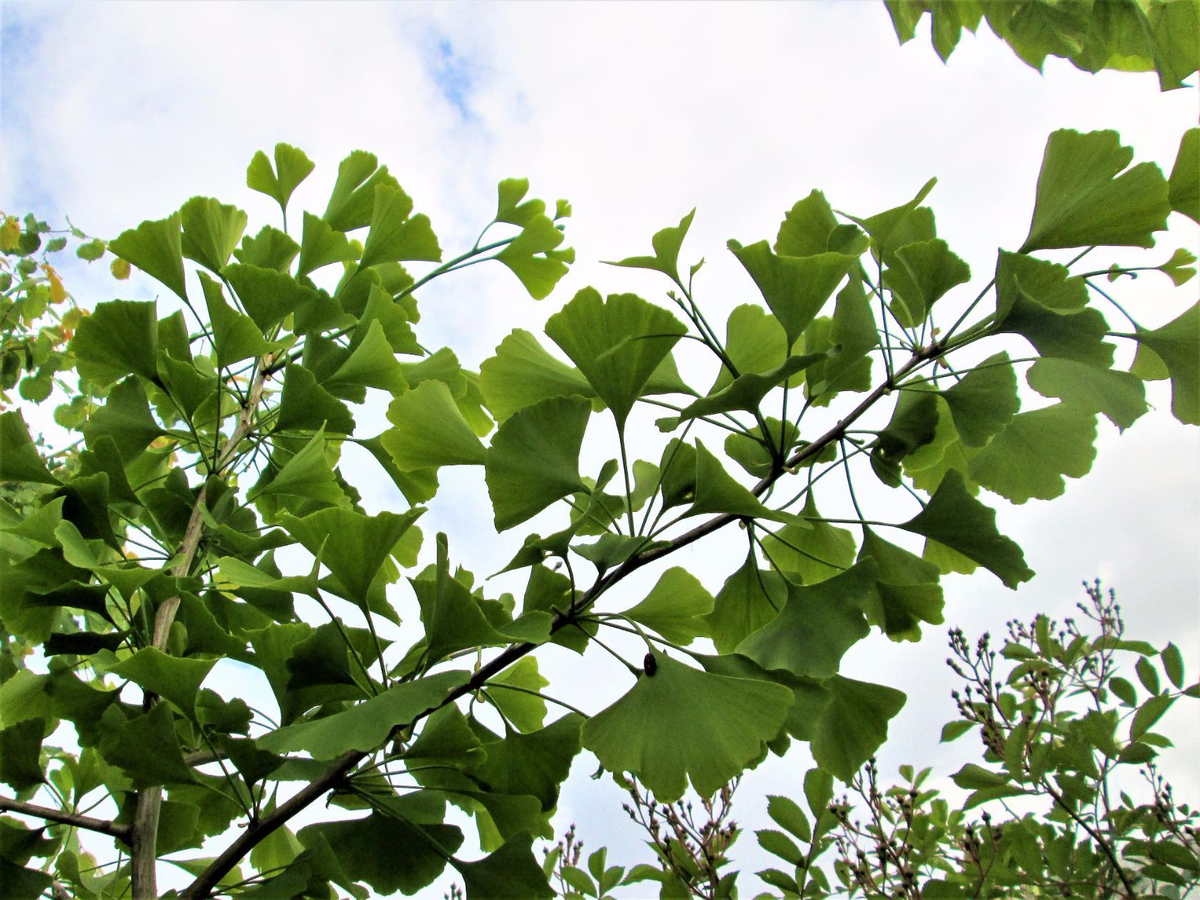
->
[2,2,1198,897]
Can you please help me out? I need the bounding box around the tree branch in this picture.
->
[183,344,941,899]
[0,796,131,841]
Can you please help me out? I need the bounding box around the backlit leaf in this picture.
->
[0,411,60,485]
[109,213,188,301]
[1026,357,1147,429]
[180,196,248,274]
[71,299,158,386]
[605,209,695,283]
[246,143,315,217]
[1169,128,1199,224]
[383,380,487,470]
[581,651,792,801]
[1129,302,1199,425]
[109,648,217,716]
[811,676,906,781]
[619,567,714,645]
[297,212,358,276]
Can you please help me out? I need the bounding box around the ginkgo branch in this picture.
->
[0,796,131,841]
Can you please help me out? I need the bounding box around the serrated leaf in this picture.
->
[968,403,1097,503]
[71,299,158,385]
[728,240,857,347]
[900,470,1033,588]
[486,396,590,531]
[581,651,792,801]
[383,380,487,470]
[619,567,714,645]
[545,288,686,429]
[260,670,469,758]
[246,143,315,216]
[1021,129,1170,251]
[180,196,247,274]
[109,213,188,300]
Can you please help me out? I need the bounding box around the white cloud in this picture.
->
[2,2,1196,896]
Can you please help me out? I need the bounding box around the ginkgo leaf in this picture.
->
[323,150,401,232]
[899,470,1033,588]
[969,404,1097,503]
[361,184,441,267]
[486,396,591,531]
[544,288,686,429]
[383,380,486,470]
[710,304,788,394]
[199,272,269,367]
[664,354,823,428]
[1129,302,1199,425]
[581,651,792,802]
[705,552,787,654]
[275,365,356,435]
[259,671,469,759]
[82,377,165,462]
[775,190,839,258]
[109,648,216,717]
[1021,129,1170,251]
[885,238,970,325]
[1169,128,1198,224]
[222,263,319,334]
[619,567,714,645]
[810,676,906,781]
[246,142,315,217]
[71,299,158,386]
[495,177,546,227]
[690,440,784,522]
[281,507,424,605]
[735,561,875,678]
[605,209,695,283]
[234,224,300,271]
[939,353,1021,447]
[180,196,247,274]
[109,213,188,301]
[249,428,346,506]
[856,528,944,641]
[728,240,857,347]
[495,215,571,299]
[1026,358,1147,430]
[324,319,409,395]
[453,831,555,900]
[847,177,937,260]
[297,212,359,276]
[0,412,60,485]
[488,657,550,733]
[760,494,856,585]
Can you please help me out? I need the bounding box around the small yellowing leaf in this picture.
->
[43,264,67,303]
[0,216,20,251]
[111,257,132,280]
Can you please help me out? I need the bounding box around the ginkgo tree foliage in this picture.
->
[1,61,1198,900]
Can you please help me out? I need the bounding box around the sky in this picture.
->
[2,2,1198,897]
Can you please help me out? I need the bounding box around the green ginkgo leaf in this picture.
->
[735,561,875,678]
[0,412,60,485]
[274,365,356,435]
[453,831,555,900]
[760,494,856,585]
[495,177,546,227]
[705,552,787,654]
[544,288,686,429]
[1128,302,1199,425]
[109,213,188,301]
[324,319,409,396]
[488,657,550,733]
[885,238,971,325]
[180,196,248,274]
[810,676,906,781]
[581,651,792,801]
[281,507,424,605]
[619,567,714,645]
[900,470,1033,588]
[857,528,944,641]
[259,671,469,759]
[82,377,165,462]
[222,263,319,334]
[1026,358,1147,430]
[664,354,824,428]
[1169,128,1199,224]
[248,428,346,506]
[496,214,571,299]
[728,240,857,347]
[486,396,591,531]
[109,648,216,717]
[233,224,300,272]
[939,353,1021,447]
[323,150,401,232]
[361,184,441,267]
[968,404,1098,503]
[710,304,788,394]
[775,190,839,258]
[605,209,695,283]
[690,440,785,522]
[480,330,595,421]
[383,380,487,470]
[198,272,269,368]
[1021,129,1170,251]
[246,142,315,217]
[71,299,159,386]
[297,212,359,276]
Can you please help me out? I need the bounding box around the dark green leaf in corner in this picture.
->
[0,411,60,485]
[1169,128,1199,224]
[1129,302,1199,425]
